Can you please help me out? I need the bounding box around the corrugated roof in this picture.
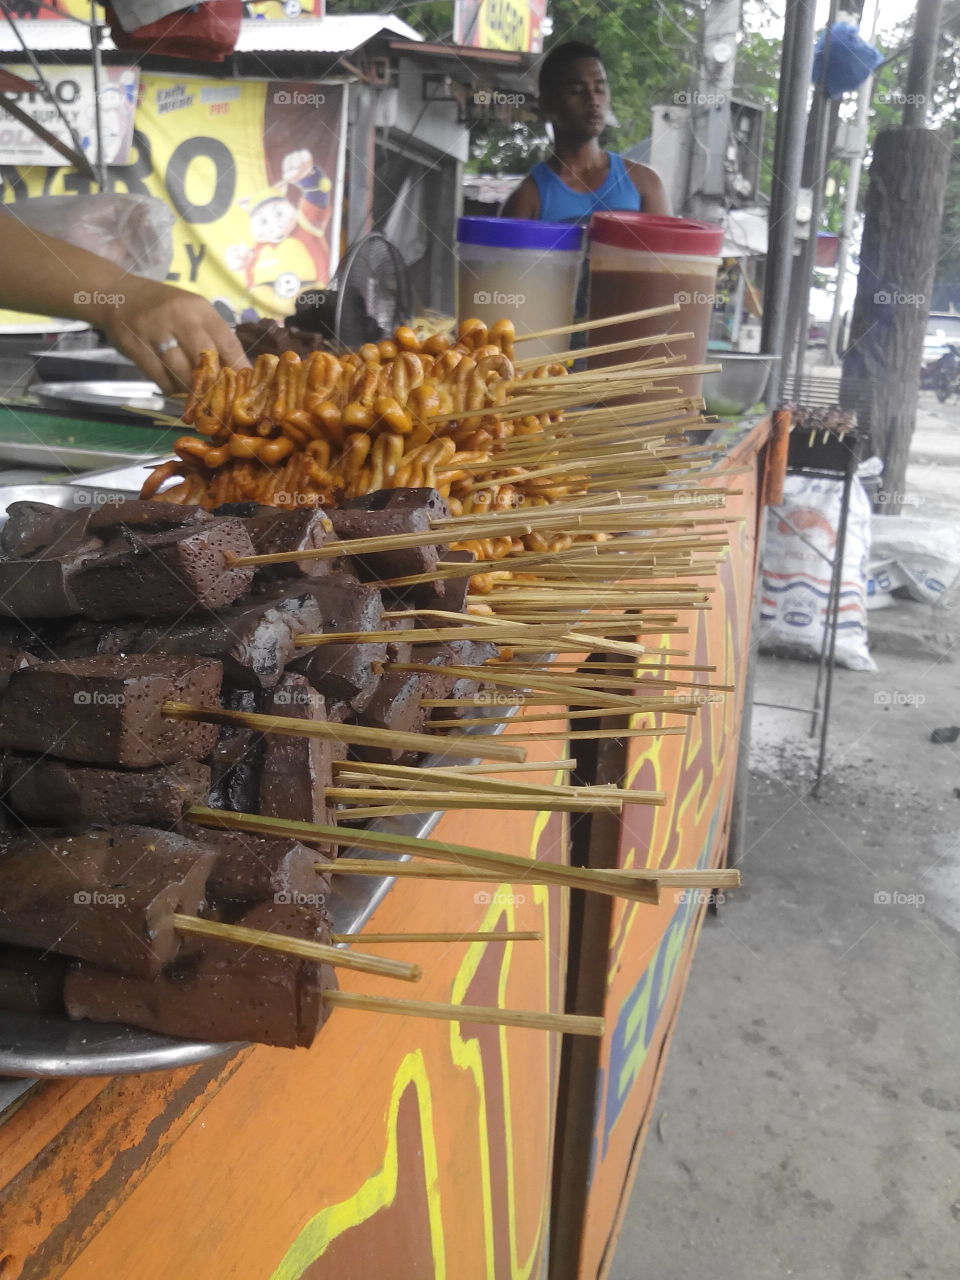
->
[0,14,421,56]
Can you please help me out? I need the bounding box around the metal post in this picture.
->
[812,442,857,795]
[760,0,818,405]
[89,1,107,190]
[788,1,839,394]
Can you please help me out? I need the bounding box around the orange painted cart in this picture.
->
[0,420,771,1280]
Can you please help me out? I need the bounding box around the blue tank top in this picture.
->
[530,152,642,223]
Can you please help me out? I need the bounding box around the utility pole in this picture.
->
[783,0,840,390]
[841,0,949,502]
[684,0,741,225]
[761,0,819,402]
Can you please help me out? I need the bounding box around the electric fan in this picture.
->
[290,233,412,348]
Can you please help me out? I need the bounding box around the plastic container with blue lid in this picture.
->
[456,216,586,357]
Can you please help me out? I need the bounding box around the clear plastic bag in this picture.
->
[2,194,174,280]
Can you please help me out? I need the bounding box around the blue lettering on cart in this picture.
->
[597,812,720,1164]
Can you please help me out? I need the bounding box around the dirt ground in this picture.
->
[609,393,960,1279]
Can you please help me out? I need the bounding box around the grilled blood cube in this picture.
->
[357,641,497,764]
[0,646,36,693]
[71,518,255,619]
[0,655,222,767]
[130,588,329,689]
[409,549,476,614]
[298,575,386,710]
[244,506,343,586]
[64,901,338,1048]
[204,830,329,907]
[0,826,216,977]
[0,553,96,619]
[207,686,265,813]
[260,673,334,828]
[326,508,447,581]
[340,487,450,519]
[0,501,100,559]
[0,946,67,1015]
[87,499,210,538]
[2,757,210,828]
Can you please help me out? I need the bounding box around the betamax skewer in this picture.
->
[171,916,419,982]
[161,702,525,763]
[186,807,663,905]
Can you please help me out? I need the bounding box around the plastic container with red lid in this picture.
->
[587,212,724,402]
[590,212,724,257]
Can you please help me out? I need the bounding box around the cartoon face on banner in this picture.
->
[0,74,345,326]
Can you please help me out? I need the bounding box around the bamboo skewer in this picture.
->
[331,931,542,944]
[513,303,681,343]
[384,663,673,714]
[425,704,699,728]
[341,758,578,775]
[185,807,662,905]
[328,859,740,891]
[505,726,687,742]
[322,990,604,1037]
[330,760,664,803]
[172,915,420,982]
[336,795,616,818]
[513,331,695,369]
[161,702,525,763]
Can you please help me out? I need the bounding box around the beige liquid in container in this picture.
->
[587,213,724,405]
[456,217,586,360]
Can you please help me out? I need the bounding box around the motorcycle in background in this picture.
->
[921,343,960,401]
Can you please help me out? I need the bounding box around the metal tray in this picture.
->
[29,380,182,422]
[28,348,137,384]
[0,810,449,1079]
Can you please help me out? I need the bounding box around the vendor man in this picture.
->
[502,41,670,223]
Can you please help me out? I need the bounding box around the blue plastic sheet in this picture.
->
[812,21,884,98]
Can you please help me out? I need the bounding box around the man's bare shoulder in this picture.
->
[501,174,541,219]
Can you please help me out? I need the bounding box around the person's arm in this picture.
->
[625,161,671,217]
[501,175,541,219]
[0,212,248,392]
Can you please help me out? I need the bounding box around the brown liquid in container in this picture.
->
[586,214,723,406]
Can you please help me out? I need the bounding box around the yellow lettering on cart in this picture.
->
[269,1050,446,1280]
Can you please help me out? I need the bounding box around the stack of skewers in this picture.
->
[0,307,738,1051]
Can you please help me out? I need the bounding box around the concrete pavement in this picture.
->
[608,393,960,1280]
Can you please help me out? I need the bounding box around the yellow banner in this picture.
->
[28,2,324,19]
[0,73,345,330]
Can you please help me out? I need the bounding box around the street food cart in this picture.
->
[0,408,771,1280]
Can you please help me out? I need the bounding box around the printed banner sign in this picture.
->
[454,0,546,52]
[0,65,138,166]
[0,73,346,328]
[18,2,325,20]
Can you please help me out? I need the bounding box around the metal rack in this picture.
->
[756,424,863,794]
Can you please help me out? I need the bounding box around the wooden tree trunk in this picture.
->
[841,127,950,501]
